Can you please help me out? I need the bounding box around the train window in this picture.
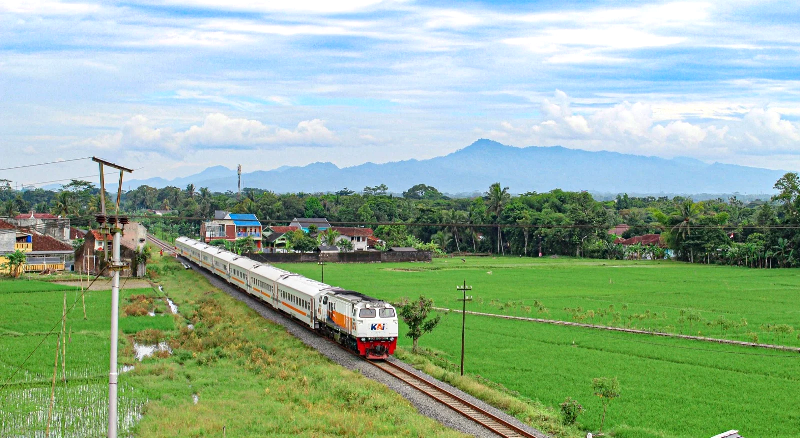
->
[322,296,328,304]
[380,308,396,318]
[359,308,376,318]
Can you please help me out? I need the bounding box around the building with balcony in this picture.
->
[331,227,374,251]
[200,211,263,250]
[11,211,70,243]
[0,219,74,273]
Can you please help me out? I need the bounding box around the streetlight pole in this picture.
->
[318,260,325,283]
[456,280,472,376]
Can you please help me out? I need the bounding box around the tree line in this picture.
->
[4,175,800,267]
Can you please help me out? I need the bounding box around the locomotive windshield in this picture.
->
[359,308,376,318]
[379,308,395,318]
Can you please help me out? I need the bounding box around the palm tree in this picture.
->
[51,191,73,216]
[486,183,510,255]
[322,228,341,247]
[186,184,196,199]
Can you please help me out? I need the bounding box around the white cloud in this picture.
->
[79,114,337,157]
[491,91,800,160]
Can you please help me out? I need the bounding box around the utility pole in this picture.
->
[93,157,132,438]
[456,280,472,376]
[318,260,325,283]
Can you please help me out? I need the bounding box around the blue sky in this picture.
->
[1,0,799,187]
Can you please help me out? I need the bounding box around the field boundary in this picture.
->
[435,307,800,353]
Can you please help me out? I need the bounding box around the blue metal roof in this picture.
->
[229,213,258,221]
[232,219,261,227]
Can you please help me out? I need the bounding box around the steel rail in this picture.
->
[164,234,545,438]
[146,234,175,253]
[369,360,541,438]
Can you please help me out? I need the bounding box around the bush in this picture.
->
[560,397,584,425]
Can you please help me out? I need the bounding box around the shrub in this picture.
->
[560,397,583,425]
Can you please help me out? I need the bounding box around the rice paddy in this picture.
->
[276,256,800,437]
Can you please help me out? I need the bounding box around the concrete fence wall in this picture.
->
[247,251,431,264]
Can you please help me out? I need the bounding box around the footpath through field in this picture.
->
[437,307,800,353]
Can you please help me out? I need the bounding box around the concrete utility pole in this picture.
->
[456,280,473,376]
[92,157,132,438]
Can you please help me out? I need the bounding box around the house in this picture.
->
[289,217,330,233]
[200,211,263,250]
[331,227,373,251]
[316,244,339,253]
[0,220,74,272]
[74,222,148,276]
[11,211,70,243]
[25,233,74,272]
[264,226,299,252]
[69,227,86,241]
[613,234,665,247]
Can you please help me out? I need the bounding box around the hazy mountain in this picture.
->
[125,140,786,196]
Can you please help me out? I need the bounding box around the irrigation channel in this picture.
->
[147,235,548,438]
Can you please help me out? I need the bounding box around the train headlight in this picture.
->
[361,338,366,342]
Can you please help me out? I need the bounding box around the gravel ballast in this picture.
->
[183,258,550,438]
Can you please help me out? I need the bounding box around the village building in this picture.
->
[331,227,373,251]
[74,222,148,276]
[10,211,70,242]
[200,211,263,250]
[0,219,74,272]
[289,217,330,232]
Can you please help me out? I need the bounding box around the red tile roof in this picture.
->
[608,224,630,236]
[31,233,72,251]
[90,230,114,241]
[69,228,86,240]
[614,234,665,247]
[0,220,14,230]
[16,212,59,220]
[270,226,299,234]
[332,227,374,237]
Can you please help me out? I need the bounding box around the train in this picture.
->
[174,236,399,359]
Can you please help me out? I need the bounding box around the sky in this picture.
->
[1,0,799,188]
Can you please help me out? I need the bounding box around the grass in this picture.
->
[274,256,800,437]
[128,253,466,437]
[0,278,167,436]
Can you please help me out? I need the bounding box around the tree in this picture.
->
[338,238,354,252]
[486,183,510,254]
[51,191,74,216]
[321,228,341,247]
[185,183,196,199]
[233,236,257,254]
[363,184,388,196]
[403,183,444,200]
[2,250,27,277]
[396,295,441,353]
[592,377,620,433]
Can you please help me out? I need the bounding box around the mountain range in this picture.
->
[127,139,786,196]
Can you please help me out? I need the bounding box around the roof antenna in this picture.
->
[237,164,242,200]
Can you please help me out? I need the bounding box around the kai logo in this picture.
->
[371,323,385,330]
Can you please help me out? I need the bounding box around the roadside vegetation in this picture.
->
[1,253,467,437]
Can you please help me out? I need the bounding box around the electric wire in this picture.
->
[0,157,92,172]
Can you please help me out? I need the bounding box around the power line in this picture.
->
[0,157,92,172]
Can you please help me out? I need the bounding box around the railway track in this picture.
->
[147,234,176,254]
[162,234,545,438]
[369,360,541,438]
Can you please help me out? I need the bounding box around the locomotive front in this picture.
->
[352,301,398,359]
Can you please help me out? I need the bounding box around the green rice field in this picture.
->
[276,257,800,437]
